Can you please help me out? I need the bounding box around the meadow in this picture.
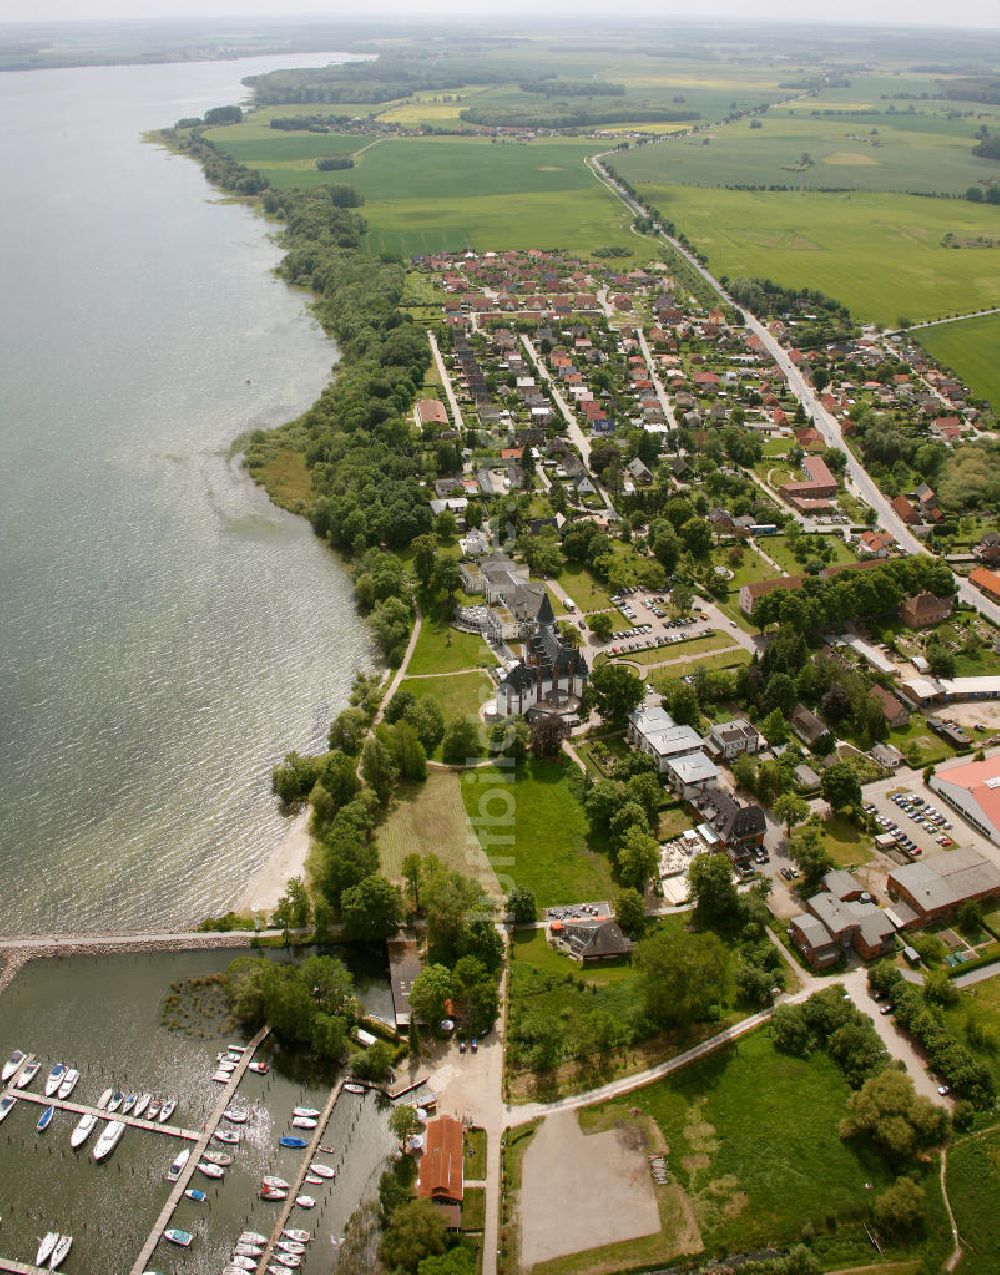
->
[946,1128,1000,1275]
[637,185,1000,325]
[918,312,1000,411]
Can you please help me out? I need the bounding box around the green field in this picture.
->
[615,111,1000,196]
[637,185,1000,325]
[405,620,494,676]
[580,1029,951,1266]
[947,1129,1000,1275]
[918,313,1000,411]
[460,758,614,909]
[398,670,494,723]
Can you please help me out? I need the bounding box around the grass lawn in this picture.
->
[658,802,693,841]
[406,620,495,676]
[764,533,857,575]
[578,1028,951,1268]
[398,670,494,724]
[461,1186,486,1232]
[376,771,503,899]
[500,1120,541,1275]
[464,1127,487,1180]
[918,312,1000,413]
[615,631,732,667]
[650,649,752,689]
[554,565,612,613]
[460,757,614,911]
[886,714,958,767]
[711,544,778,591]
[946,1128,1000,1275]
[511,929,634,986]
[942,972,1000,1091]
[822,814,874,868]
[247,446,312,513]
[637,186,1000,326]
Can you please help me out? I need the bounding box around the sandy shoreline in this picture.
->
[238,806,312,917]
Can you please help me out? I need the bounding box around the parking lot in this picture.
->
[590,589,713,660]
[544,900,611,923]
[863,771,1000,872]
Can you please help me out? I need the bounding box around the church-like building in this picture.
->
[494,590,588,720]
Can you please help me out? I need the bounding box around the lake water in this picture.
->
[0,54,373,934]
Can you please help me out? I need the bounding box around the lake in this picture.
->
[0,53,373,934]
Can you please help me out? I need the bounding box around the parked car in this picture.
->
[470,1038,478,1054]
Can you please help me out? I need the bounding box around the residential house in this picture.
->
[666,751,721,799]
[974,533,1000,568]
[899,591,953,629]
[698,788,766,859]
[891,495,920,526]
[868,684,909,730]
[790,870,895,968]
[857,530,895,559]
[554,917,633,965]
[627,705,705,775]
[971,567,1000,604]
[790,704,830,750]
[625,457,653,486]
[706,719,762,761]
[417,397,449,427]
[417,1115,464,1225]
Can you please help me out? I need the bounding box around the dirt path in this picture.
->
[372,598,423,729]
[939,1146,963,1272]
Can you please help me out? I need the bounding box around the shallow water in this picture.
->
[0,53,374,934]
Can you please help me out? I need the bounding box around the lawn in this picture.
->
[764,533,857,575]
[885,714,958,768]
[650,649,752,689]
[636,186,1000,325]
[942,971,1000,1091]
[578,1028,951,1267]
[461,1186,486,1232]
[398,670,494,724]
[405,620,494,676]
[460,757,614,911]
[919,313,1000,412]
[554,565,612,613]
[711,544,777,591]
[615,631,732,667]
[946,1128,1000,1275]
[511,929,634,986]
[822,814,874,868]
[464,1126,487,1181]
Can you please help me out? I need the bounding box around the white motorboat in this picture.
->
[239,1231,267,1245]
[217,1059,237,1073]
[92,1119,126,1162]
[121,1093,137,1114]
[272,1255,301,1270]
[282,1229,311,1243]
[165,1148,190,1182]
[304,1173,323,1186]
[292,1106,320,1119]
[17,1058,41,1088]
[49,1235,73,1270]
[201,1149,233,1166]
[213,1128,240,1144]
[343,1083,365,1095]
[162,1228,194,1248]
[292,1116,317,1130]
[107,1091,124,1113]
[309,1161,335,1179]
[247,1061,269,1074]
[233,1243,263,1258]
[262,1175,290,1189]
[211,1071,232,1083]
[158,1099,176,1124]
[230,1257,256,1272]
[70,1112,98,1148]
[133,1093,151,1118]
[2,1049,25,1082]
[57,1069,80,1101]
[223,1107,248,1123]
[277,1240,307,1254]
[260,1188,288,1201]
[197,1160,225,1179]
[97,1087,113,1109]
[294,1195,316,1209]
[36,1232,59,1266]
[0,1096,16,1124]
[44,1064,67,1098]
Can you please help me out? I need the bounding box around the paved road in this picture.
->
[636,326,678,433]
[952,959,1000,989]
[427,329,465,432]
[886,307,1000,335]
[588,152,1000,628]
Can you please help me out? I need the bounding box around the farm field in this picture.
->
[208,122,366,186]
[460,757,614,909]
[579,1028,952,1268]
[918,313,1000,412]
[376,771,502,898]
[614,110,1000,195]
[636,185,1000,325]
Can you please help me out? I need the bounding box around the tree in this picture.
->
[285,875,311,929]
[587,661,644,725]
[614,887,646,938]
[378,1199,448,1273]
[442,716,481,765]
[680,517,712,559]
[530,712,569,759]
[403,853,424,912]
[409,964,454,1027]
[839,1069,948,1164]
[821,762,862,812]
[761,707,788,746]
[418,1249,477,1275]
[411,533,439,590]
[507,885,537,923]
[671,582,694,615]
[362,736,399,804]
[406,697,446,754]
[664,680,700,728]
[341,874,402,942]
[774,792,810,839]
[329,706,369,755]
[637,926,730,1027]
[873,1177,926,1238]
[389,1102,422,1152]
[616,823,659,889]
[433,557,463,604]
[688,852,739,927]
[788,821,835,894]
[588,612,614,642]
[386,720,427,781]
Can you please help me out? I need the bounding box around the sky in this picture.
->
[2,1,998,31]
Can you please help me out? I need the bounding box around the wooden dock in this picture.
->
[127,1025,270,1275]
[255,1078,344,1274]
[0,1259,48,1274]
[4,1088,201,1140]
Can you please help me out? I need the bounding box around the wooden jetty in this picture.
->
[4,1089,201,1141]
[255,1078,345,1274]
[0,1259,48,1274]
[127,1025,270,1275]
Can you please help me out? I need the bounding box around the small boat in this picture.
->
[44,1064,66,1098]
[92,1119,125,1162]
[70,1111,98,1148]
[97,1087,113,1109]
[304,1173,323,1186]
[197,1161,225,1179]
[343,1083,365,1095]
[2,1049,25,1082]
[277,1240,306,1255]
[36,1232,59,1266]
[184,1187,206,1203]
[260,1188,288,1201]
[282,1229,311,1243]
[292,1116,317,1129]
[293,1106,320,1119]
[223,1107,248,1123]
[263,1175,290,1190]
[294,1196,315,1209]
[217,1060,237,1074]
[211,1071,232,1083]
[0,1096,16,1124]
[239,1231,267,1245]
[162,1228,194,1248]
[107,1091,124,1113]
[226,1044,246,1055]
[279,1135,308,1149]
[273,1256,301,1270]
[158,1099,176,1123]
[121,1093,137,1114]
[201,1149,232,1166]
[233,1243,263,1258]
[133,1093,151,1118]
[146,1097,160,1120]
[49,1235,73,1270]
[229,1259,256,1273]
[165,1148,190,1182]
[309,1161,335,1179]
[247,1061,269,1075]
[37,1105,55,1132]
[213,1128,240,1144]
[17,1059,41,1088]
[318,1143,336,1155]
[57,1069,80,1101]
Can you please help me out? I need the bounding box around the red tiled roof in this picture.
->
[417,1116,464,1204]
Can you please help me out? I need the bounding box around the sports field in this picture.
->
[638,185,1000,325]
[917,312,1000,411]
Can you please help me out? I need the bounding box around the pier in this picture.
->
[2,1089,201,1141]
[0,1259,48,1274]
[255,1077,344,1274]
[127,1025,270,1275]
